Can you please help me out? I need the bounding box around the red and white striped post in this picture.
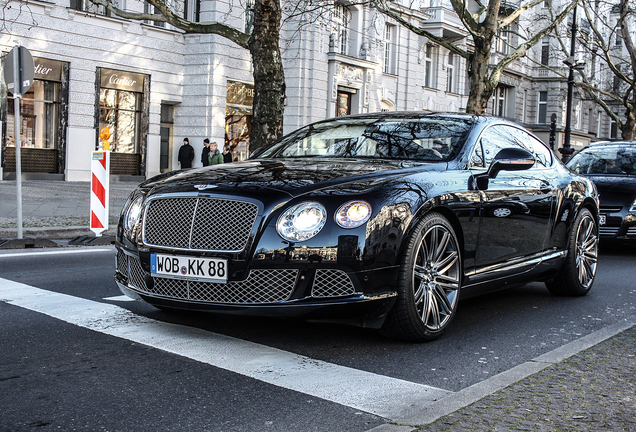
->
[90,127,111,236]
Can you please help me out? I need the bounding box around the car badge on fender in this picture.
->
[194,184,217,190]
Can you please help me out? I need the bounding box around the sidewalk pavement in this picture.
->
[1,179,635,432]
[0,179,139,242]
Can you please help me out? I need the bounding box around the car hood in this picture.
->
[140,158,447,198]
[586,175,636,194]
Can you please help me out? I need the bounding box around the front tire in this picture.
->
[546,208,598,296]
[381,213,461,342]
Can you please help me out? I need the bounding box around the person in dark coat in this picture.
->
[178,137,194,169]
[201,138,211,167]
[223,145,233,163]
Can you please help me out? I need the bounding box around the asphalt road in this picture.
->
[1,244,635,431]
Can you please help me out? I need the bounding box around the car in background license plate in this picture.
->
[150,253,227,282]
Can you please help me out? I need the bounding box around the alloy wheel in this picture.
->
[575,214,598,289]
[412,224,461,331]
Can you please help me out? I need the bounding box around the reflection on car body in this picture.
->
[115,113,600,341]
[567,141,636,244]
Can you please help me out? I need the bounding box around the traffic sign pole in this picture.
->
[12,42,23,239]
[3,42,34,239]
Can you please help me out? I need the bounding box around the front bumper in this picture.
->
[115,247,399,327]
[598,210,636,242]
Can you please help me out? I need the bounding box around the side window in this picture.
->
[481,125,552,169]
[528,136,553,168]
[479,126,512,167]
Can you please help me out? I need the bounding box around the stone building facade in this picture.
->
[0,0,612,182]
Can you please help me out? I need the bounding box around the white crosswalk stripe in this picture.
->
[0,277,452,419]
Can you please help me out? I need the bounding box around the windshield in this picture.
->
[256,116,473,162]
[567,144,636,175]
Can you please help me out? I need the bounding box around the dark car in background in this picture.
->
[566,141,636,243]
[115,113,599,341]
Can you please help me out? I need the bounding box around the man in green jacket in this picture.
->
[208,142,224,165]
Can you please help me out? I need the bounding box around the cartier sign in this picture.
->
[33,57,64,82]
[100,68,145,92]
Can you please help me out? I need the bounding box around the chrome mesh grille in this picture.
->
[143,197,258,251]
[128,255,147,291]
[116,250,127,277]
[124,255,298,304]
[311,269,356,298]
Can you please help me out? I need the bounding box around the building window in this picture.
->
[541,37,550,65]
[333,4,351,56]
[610,117,618,139]
[336,90,354,117]
[496,28,509,54]
[424,44,437,89]
[99,68,145,154]
[493,86,507,117]
[575,101,582,130]
[384,24,397,75]
[184,0,200,23]
[245,0,255,34]
[144,2,165,28]
[616,25,622,46]
[538,91,548,123]
[446,52,455,93]
[70,0,116,16]
[6,60,62,150]
[226,81,254,160]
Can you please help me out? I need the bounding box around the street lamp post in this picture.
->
[560,5,585,163]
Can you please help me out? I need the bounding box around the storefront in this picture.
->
[2,57,68,177]
[225,81,253,161]
[98,68,149,176]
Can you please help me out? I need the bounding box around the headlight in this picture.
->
[124,194,144,232]
[277,201,327,242]
[336,201,372,228]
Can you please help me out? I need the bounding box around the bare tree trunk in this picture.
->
[621,108,636,140]
[465,41,495,114]
[249,0,286,151]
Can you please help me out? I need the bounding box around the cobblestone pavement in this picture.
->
[0,180,138,232]
[386,326,636,432]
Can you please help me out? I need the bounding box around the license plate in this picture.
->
[150,254,227,283]
[599,214,606,226]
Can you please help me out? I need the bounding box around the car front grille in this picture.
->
[142,197,259,251]
[599,205,623,213]
[119,254,298,304]
[599,226,620,236]
[117,253,358,305]
[311,269,356,298]
[627,227,636,236]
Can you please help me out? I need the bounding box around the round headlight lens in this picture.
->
[336,201,372,228]
[277,202,327,242]
[125,195,144,231]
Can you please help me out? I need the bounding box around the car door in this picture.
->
[471,125,556,273]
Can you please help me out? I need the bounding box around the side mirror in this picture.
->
[474,148,535,191]
[487,148,535,179]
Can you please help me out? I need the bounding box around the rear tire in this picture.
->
[546,208,598,296]
[381,213,461,342]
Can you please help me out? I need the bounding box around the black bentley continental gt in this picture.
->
[115,113,600,341]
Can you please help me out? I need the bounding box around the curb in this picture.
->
[0,226,116,240]
[367,314,636,431]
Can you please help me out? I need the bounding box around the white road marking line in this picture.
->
[103,295,136,302]
[0,248,113,258]
[0,278,452,419]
